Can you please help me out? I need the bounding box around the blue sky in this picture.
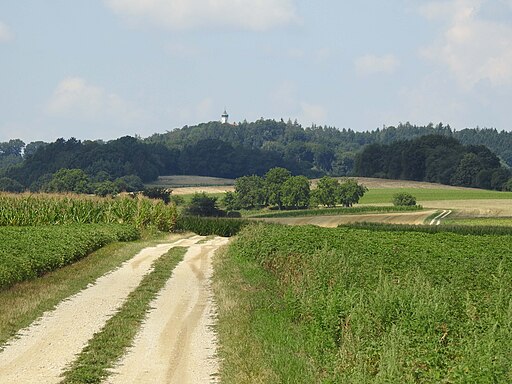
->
[1,0,512,143]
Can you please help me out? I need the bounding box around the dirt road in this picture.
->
[0,235,227,384]
[106,236,229,384]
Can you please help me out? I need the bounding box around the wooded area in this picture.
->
[1,120,511,193]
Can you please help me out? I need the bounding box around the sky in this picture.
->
[1,0,512,143]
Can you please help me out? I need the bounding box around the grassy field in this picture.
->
[360,188,512,204]
[214,223,512,383]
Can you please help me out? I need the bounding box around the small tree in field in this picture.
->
[393,192,417,206]
[185,193,225,217]
[337,179,368,207]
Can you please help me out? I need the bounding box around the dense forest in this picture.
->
[355,135,511,190]
[1,120,511,192]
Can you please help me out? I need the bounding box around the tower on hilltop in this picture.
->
[221,109,229,124]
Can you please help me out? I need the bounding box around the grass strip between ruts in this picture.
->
[60,246,187,384]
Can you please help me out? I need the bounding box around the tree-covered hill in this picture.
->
[1,120,511,192]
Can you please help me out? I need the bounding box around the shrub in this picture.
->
[392,192,417,206]
[185,193,225,217]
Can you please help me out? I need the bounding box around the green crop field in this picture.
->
[0,225,139,289]
[215,223,512,383]
[360,188,512,204]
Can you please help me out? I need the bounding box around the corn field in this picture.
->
[0,193,178,232]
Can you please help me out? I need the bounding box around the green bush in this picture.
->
[392,192,417,206]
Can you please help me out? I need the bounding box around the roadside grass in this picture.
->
[0,231,174,349]
[61,246,187,384]
[212,246,316,384]
[215,223,512,382]
[360,188,512,204]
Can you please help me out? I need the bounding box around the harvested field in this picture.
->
[422,199,512,217]
[259,210,436,227]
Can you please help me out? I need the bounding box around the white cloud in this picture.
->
[104,0,299,31]
[299,102,327,125]
[354,54,400,75]
[45,77,140,124]
[168,97,215,123]
[0,22,13,43]
[420,0,512,88]
[269,81,327,125]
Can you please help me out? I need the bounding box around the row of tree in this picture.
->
[355,135,512,190]
[223,167,367,211]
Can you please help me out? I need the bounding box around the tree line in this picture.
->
[355,135,512,190]
[1,120,512,193]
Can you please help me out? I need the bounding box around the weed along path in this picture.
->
[0,235,205,384]
[106,236,230,384]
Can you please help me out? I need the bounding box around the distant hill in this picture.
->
[1,120,511,192]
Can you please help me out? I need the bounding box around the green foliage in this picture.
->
[185,192,225,217]
[355,135,510,190]
[93,181,119,197]
[222,223,512,382]
[392,192,417,206]
[222,191,241,211]
[113,175,144,192]
[234,175,266,209]
[42,168,91,194]
[0,224,139,289]
[0,193,178,231]
[337,178,367,207]
[265,167,292,210]
[281,175,310,209]
[175,216,250,237]
[0,177,24,193]
[312,176,339,207]
[142,187,171,204]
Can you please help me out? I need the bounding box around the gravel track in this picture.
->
[105,236,229,384]
[0,235,204,384]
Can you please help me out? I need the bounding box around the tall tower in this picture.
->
[221,109,229,124]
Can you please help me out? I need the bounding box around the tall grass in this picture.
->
[0,193,178,231]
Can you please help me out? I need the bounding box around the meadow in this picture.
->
[214,223,512,383]
[359,187,512,204]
